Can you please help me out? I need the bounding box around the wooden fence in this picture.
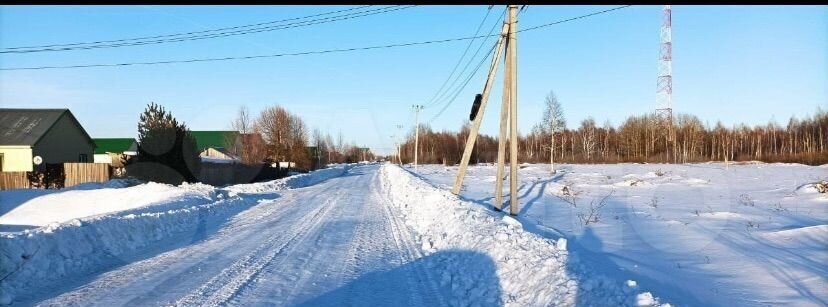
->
[0,172,29,190]
[0,162,284,190]
[200,162,287,186]
[64,163,111,187]
[0,163,111,190]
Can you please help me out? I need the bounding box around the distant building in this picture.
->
[190,130,240,162]
[93,138,138,167]
[0,109,95,172]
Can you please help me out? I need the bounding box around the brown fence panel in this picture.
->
[200,162,234,186]
[199,162,287,186]
[63,163,111,187]
[0,172,30,190]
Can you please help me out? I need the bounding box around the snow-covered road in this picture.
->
[5,163,664,306]
[25,165,440,306]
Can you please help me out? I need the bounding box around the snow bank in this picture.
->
[225,164,350,195]
[0,182,216,228]
[380,165,666,307]
[0,165,351,305]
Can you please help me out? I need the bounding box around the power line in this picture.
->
[0,6,415,54]
[423,7,497,109]
[426,6,535,114]
[0,6,633,71]
[424,7,526,122]
[426,8,506,110]
[426,6,628,123]
[518,5,632,33]
[0,35,490,71]
[427,41,498,124]
[1,5,373,51]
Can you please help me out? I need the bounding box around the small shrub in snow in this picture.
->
[655,169,665,177]
[649,197,659,209]
[557,183,582,208]
[577,190,614,225]
[629,179,645,186]
[737,194,755,207]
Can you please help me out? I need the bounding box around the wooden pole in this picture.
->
[397,142,402,166]
[451,23,509,195]
[494,28,511,211]
[413,105,423,170]
[508,4,519,216]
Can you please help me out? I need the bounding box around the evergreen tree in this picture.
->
[126,103,201,184]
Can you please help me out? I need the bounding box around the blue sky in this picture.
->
[1,5,825,155]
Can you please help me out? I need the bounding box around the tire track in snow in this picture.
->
[227,169,369,305]
[377,172,447,307]
[173,191,341,307]
[32,192,301,307]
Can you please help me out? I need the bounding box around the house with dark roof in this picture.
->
[93,138,138,167]
[0,109,95,172]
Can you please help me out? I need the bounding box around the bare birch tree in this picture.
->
[542,91,566,173]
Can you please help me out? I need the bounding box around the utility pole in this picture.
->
[452,5,520,216]
[494,21,511,211]
[452,22,509,196]
[389,135,397,164]
[395,124,404,166]
[507,4,519,216]
[412,104,424,170]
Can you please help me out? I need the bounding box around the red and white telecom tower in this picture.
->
[656,5,674,142]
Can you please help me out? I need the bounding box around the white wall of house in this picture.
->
[93,154,113,164]
[200,148,237,160]
[0,146,33,172]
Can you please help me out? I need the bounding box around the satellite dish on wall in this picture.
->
[33,156,43,165]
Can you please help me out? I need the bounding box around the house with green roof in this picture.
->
[93,138,137,167]
[190,131,241,162]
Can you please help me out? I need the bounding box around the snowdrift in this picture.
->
[380,165,667,307]
[0,165,350,305]
[0,182,217,229]
[225,164,349,195]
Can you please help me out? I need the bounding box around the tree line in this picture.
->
[126,103,375,185]
[231,105,375,170]
[395,91,827,166]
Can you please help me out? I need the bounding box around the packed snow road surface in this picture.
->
[17,165,439,306]
[3,164,664,306]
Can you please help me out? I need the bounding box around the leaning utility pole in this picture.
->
[452,5,520,216]
[452,22,509,196]
[412,104,424,170]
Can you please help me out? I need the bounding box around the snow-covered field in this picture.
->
[0,161,822,306]
[382,165,663,306]
[411,162,828,306]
